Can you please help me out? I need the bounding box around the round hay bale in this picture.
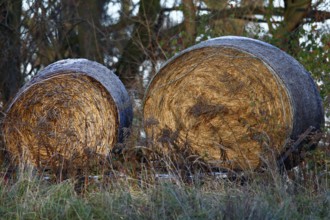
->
[2,59,133,168]
[143,36,324,171]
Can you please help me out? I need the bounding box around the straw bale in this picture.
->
[144,37,324,171]
[2,59,132,169]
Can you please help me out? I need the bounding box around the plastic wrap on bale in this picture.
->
[143,36,324,171]
[3,59,133,170]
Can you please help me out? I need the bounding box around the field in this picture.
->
[0,138,329,220]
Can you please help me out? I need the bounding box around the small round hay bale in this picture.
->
[3,59,132,168]
[143,36,324,171]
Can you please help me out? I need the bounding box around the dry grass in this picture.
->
[0,138,329,220]
[0,109,329,219]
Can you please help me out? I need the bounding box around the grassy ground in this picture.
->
[0,124,329,220]
[0,151,329,220]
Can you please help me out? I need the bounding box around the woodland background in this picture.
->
[0,1,330,219]
[0,0,329,114]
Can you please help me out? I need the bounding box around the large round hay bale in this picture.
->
[3,59,132,168]
[143,36,324,171]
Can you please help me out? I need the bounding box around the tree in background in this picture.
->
[0,0,329,111]
[116,0,161,90]
[0,0,22,103]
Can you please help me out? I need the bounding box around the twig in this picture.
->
[277,126,315,170]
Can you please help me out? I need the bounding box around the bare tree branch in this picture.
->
[162,6,330,23]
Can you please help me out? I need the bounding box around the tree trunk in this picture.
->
[58,0,80,59]
[182,0,196,46]
[0,0,22,104]
[274,0,311,55]
[76,0,106,63]
[116,0,161,91]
